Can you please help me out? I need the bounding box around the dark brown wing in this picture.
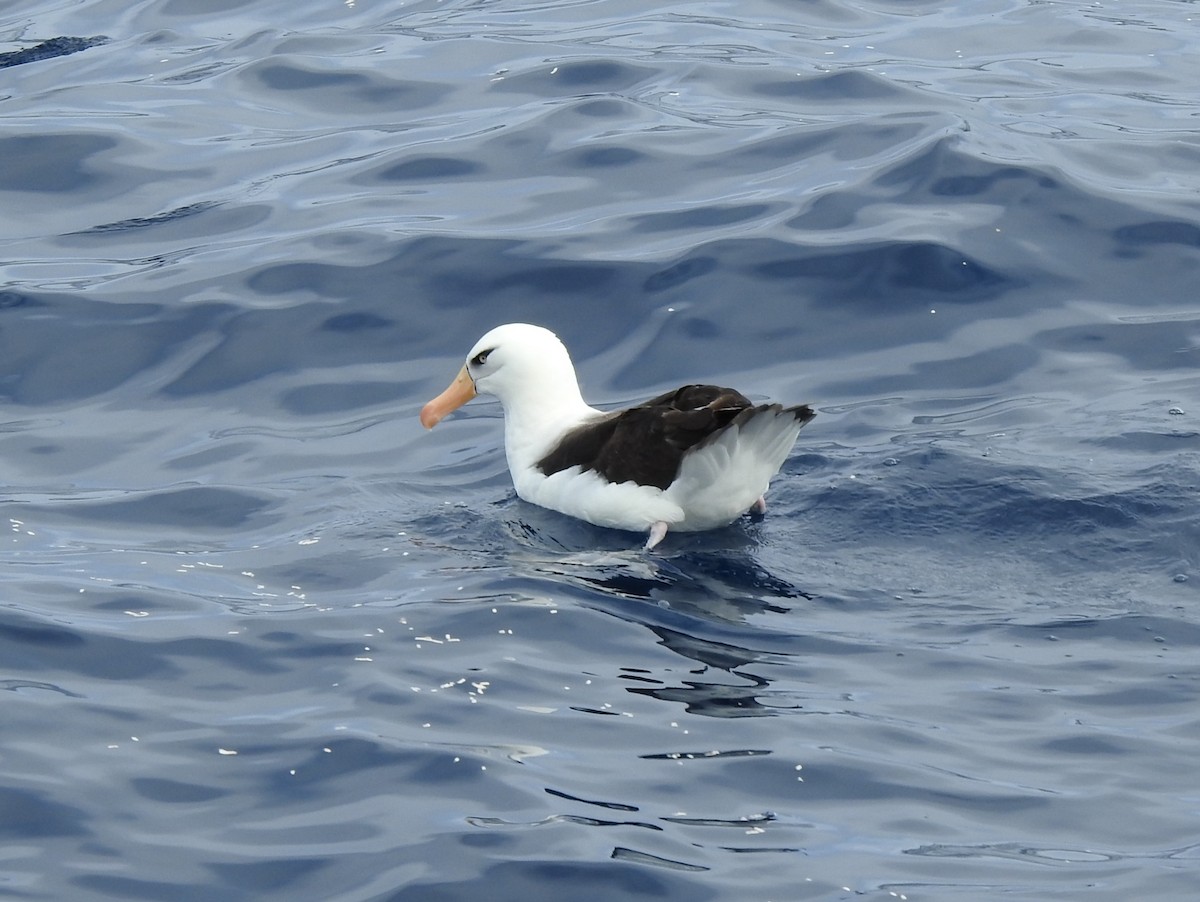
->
[537,384,803,490]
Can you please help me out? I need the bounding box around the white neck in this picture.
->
[499,381,597,473]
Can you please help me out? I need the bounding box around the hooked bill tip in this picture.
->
[419,403,442,429]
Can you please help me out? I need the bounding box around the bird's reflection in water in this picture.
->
[503,506,826,718]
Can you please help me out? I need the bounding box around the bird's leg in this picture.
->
[645,521,669,551]
[751,495,767,515]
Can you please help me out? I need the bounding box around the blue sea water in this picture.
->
[2,0,1199,899]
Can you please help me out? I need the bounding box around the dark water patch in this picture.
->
[570,98,633,118]
[537,97,666,147]
[1035,319,1200,372]
[205,857,330,892]
[0,610,175,680]
[383,858,705,902]
[372,155,484,182]
[781,189,862,232]
[0,616,85,652]
[1114,219,1200,249]
[71,874,244,902]
[1039,735,1130,756]
[0,132,210,206]
[130,778,228,804]
[566,145,648,168]
[254,631,378,662]
[878,139,1059,198]
[488,262,618,295]
[630,203,778,234]
[751,240,1016,306]
[0,36,108,69]
[804,447,1194,567]
[656,552,813,604]
[0,290,43,310]
[751,68,910,102]
[643,256,717,293]
[245,262,370,301]
[244,60,450,112]
[493,58,659,96]
[321,311,394,332]
[0,787,89,838]
[0,134,118,193]
[0,291,228,404]
[930,165,1058,199]
[61,486,274,530]
[0,614,304,687]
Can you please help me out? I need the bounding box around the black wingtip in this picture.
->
[786,404,816,425]
[707,402,816,439]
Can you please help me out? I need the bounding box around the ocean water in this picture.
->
[2,0,1199,899]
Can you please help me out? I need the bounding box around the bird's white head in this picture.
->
[420,323,585,429]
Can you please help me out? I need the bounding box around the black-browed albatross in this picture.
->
[420,323,814,550]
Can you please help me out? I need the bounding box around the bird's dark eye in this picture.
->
[470,349,492,367]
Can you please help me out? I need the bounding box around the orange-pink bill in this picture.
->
[420,366,476,429]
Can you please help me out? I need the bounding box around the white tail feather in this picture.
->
[665,406,806,531]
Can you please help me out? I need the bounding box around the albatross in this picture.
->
[420,323,814,550]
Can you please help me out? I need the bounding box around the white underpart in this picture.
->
[463,323,802,538]
[516,464,686,532]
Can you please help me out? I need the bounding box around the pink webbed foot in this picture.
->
[645,521,669,551]
[751,495,767,515]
